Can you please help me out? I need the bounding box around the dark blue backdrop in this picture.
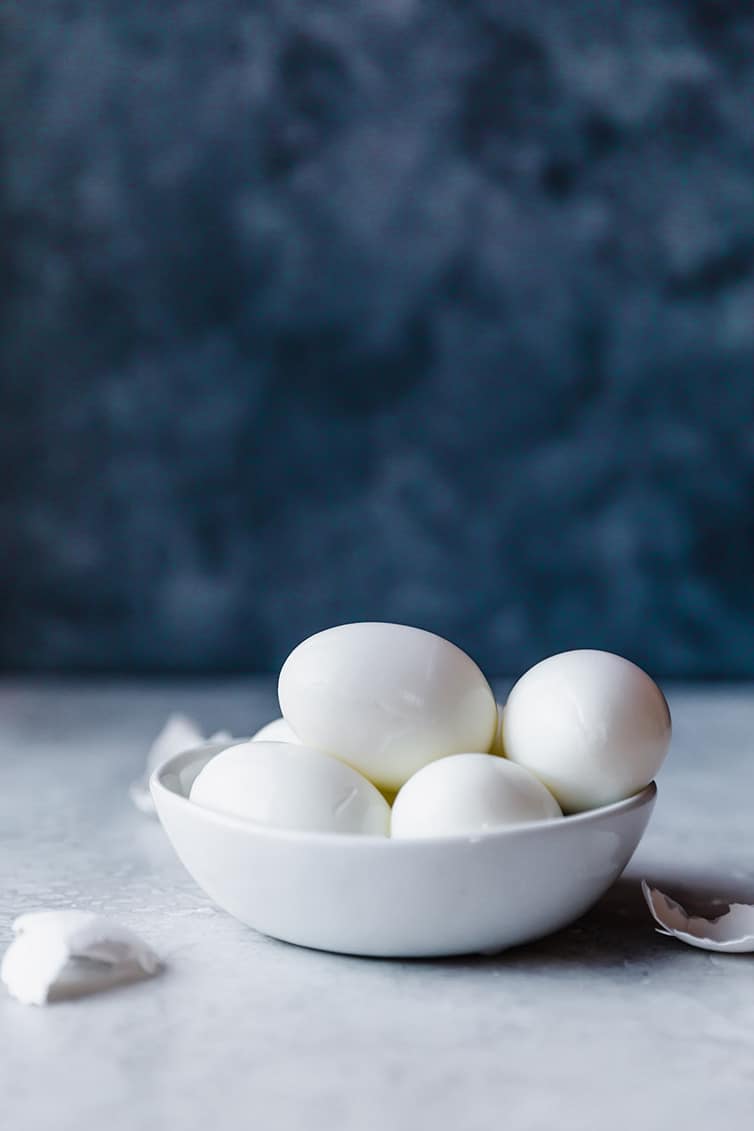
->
[2,2,754,676]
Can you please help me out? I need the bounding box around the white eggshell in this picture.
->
[278,623,497,790]
[1,911,160,1006]
[391,754,562,839]
[250,717,301,744]
[190,741,390,836]
[503,650,672,812]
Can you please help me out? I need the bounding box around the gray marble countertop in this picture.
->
[2,680,754,1130]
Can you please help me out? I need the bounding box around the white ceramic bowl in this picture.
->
[151,745,656,958]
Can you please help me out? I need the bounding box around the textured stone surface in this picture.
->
[2,680,754,1129]
[2,3,754,675]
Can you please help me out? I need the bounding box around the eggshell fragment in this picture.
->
[190,741,390,836]
[1,911,160,1005]
[642,882,754,953]
[503,650,671,812]
[130,714,233,815]
[391,753,562,839]
[278,623,497,790]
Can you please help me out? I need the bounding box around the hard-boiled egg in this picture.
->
[278,623,497,791]
[391,753,562,839]
[189,741,390,836]
[503,650,671,812]
[250,717,301,744]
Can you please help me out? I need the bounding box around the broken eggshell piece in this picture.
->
[642,881,754,953]
[130,713,233,814]
[1,910,161,1005]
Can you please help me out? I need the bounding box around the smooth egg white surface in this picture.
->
[503,650,671,812]
[250,717,301,744]
[189,741,390,836]
[391,753,562,839]
[278,623,497,790]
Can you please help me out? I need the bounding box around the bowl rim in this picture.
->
[151,744,657,850]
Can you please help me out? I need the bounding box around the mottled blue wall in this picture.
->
[2,2,754,676]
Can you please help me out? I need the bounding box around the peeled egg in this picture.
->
[250,717,301,744]
[503,650,671,812]
[391,753,562,839]
[190,741,390,836]
[278,623,497,790]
